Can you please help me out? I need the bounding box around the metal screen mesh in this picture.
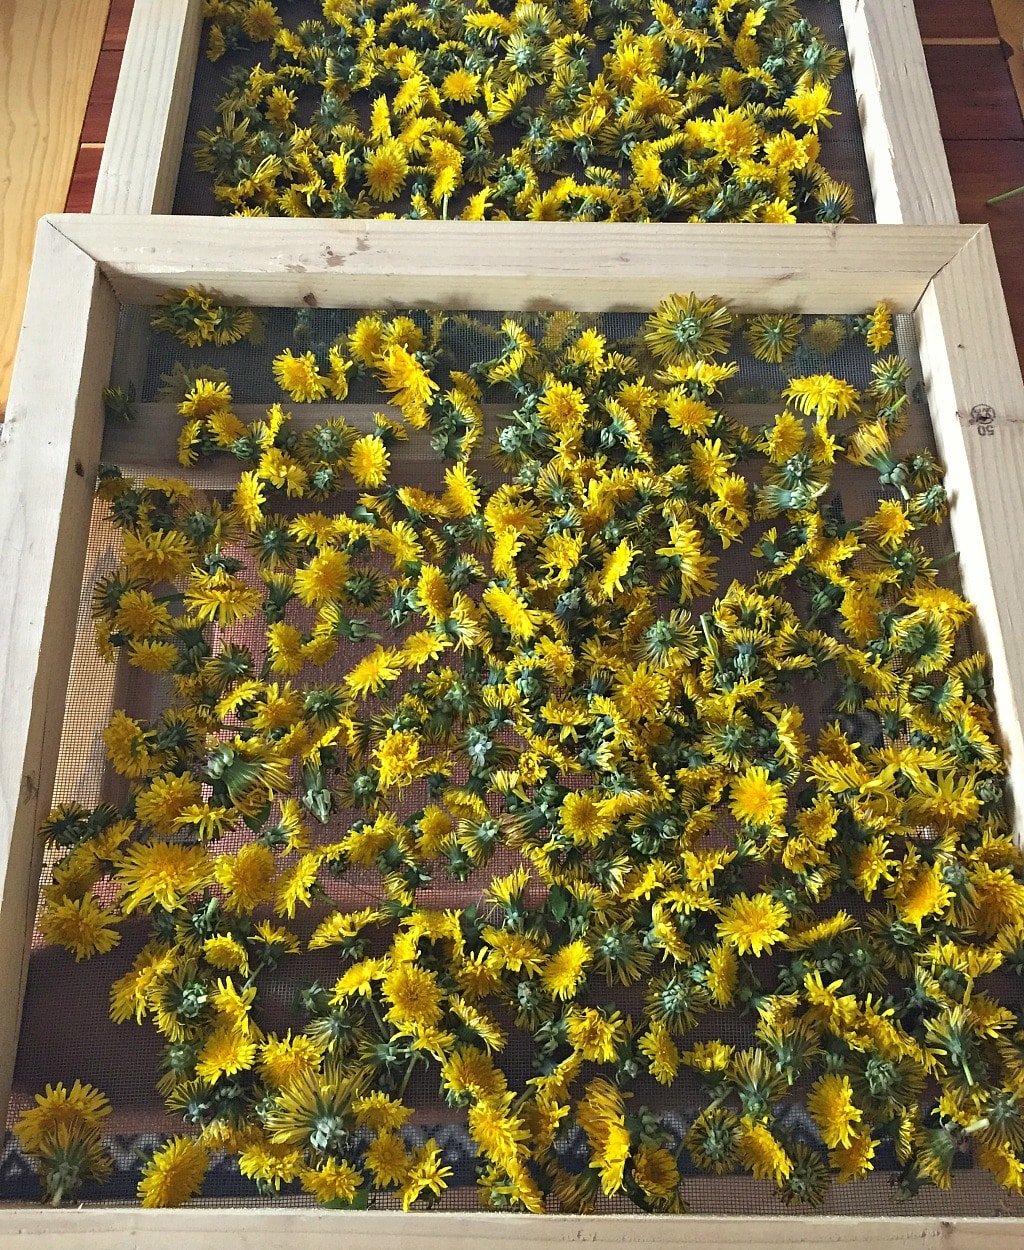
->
[2,304,1020,1218]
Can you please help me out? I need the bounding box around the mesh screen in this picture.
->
[171,0,878,223]
[2,304,1019,1217]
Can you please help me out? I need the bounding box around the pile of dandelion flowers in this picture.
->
[28,294,1024,1213]
[192,0,856,225]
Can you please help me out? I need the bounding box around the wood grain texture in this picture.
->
[103,0,135,51]
[93,0,204,214]
[0,0,112,412]
[914,227,1024,841]
[943,139,1024,352]
[0,1210,1022,1248]
[840,0,958,223]
[80,47,123,145]
[925,43,1024,140]
[65,146,103,213]
[0,223,117,1124]
[913,0,1000,41]
[51,217,974,311]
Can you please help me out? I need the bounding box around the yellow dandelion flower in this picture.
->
[348,434,390,487]
[737,1121,791,1184]
[565,1008,624,1063]
[830,1131,877,1183]
[293,547,350,606]
[374,728,423,789]
[115,840,211,913]
[716,892,790,957]
[301,1158,364,1205]
[730,766,787,827]
[632,1143,680,1201]
[365,1130,411,1187]
[866,302,893,352]
[786,82,838,130]
[14,1082,111,1154]
[364,139,410,202]
[195,1025,259,1083]
[599,539,636,600]
[138,1137,208,1208]
[783,374,860,420]
[559,789,613,846]
[40,894,121,961]
[807,1073,862,1149]
[382,962,444,1028]
[344,646,403,698]
[399,1139,451,1210]
[541,940,591,1001]
[482,584,537,640]
[215,841,277,912]
[638,1020,680,1084]
[234,470,266,529]
[273,349,328,402]
[258,1030,322,1090]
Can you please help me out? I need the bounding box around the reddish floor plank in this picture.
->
[943,139,1024,356]
[925,44,1024,140]
[79,46,123,144]
[102,0,134,51]
[64,145,103,212]
[914,0,1000,41]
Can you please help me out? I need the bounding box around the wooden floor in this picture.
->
[917,0,1024,357]
[0,0,112,413]
[1,0,1024,409]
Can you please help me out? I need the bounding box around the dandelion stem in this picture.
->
[397,1054,419,1100]
[987,183,1024,206]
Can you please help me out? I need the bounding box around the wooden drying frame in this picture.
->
[91,0,959,225]
[1,218,1023,1246]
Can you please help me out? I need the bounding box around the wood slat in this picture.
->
[80,47,124,145]
[51,218,975,312]
[943,139,1024,353]
[103,0,136,51]
[92,0,204,214]
[913,0,1000,41]
[0,1210,1023,1249]
[915,226,1024,840]
[65,146,103,213]
[840,0,958,223]
[925,43,1024,140]
[0,223,118,1125]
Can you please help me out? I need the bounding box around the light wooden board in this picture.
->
[839,0,959,224]
[0,1209,1022,1248]
[51,218,975,311]
[0,222,117,1127]
[0,0,111,412]
[914,226,1024,838]
[93,0,204,214]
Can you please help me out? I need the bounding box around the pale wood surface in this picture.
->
[0,0,111,412]
[914,225,1024,842]
[0,223,118,1124]
[93,0,203,213]
[0,1210,1022,1248]
[840,0,959,223]
[50,218,975,311]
